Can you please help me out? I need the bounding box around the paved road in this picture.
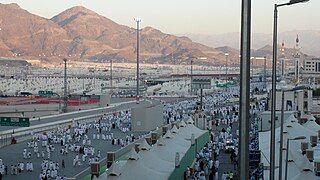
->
[0,99,159,180]
[0,99,155,132]
[215,122,239,180]
[0,117,147,180]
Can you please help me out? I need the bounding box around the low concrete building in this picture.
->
[131,102,164,132]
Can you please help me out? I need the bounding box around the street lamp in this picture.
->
[134,18,141,104]
[284,136,306,180]
[63,58,68,113]
[110,59,113,94]
[270,1,309,180]
[190,59,193,95]
[238,0,251,179]
[225,53,229,78]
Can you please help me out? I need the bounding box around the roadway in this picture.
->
[0,99,156,132]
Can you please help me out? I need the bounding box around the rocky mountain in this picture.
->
[0,3,70,61]
[182,31,320,57]
[0,3,229,65]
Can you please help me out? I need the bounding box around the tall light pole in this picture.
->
[264,56,267,91]
[238,0,251,179]
[63,58,68,113]
[134,18,141,103]
[284,136,306,180]
[279,89,285,180]
[110,59,113,94]
[190,59,193,94]
[271,1,310,180]
[225,53,229,79]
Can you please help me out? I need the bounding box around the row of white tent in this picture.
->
[96,117,206,180]
[259,114,320,180]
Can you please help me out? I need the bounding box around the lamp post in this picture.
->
[279,89,285,180]
[270,1,309,180]
[190,59,193,95]
[63,58,68,113]
[238,0,251,179]
[225,53,229,78]
[284,136,306,180]
[264,56,267,91]
[134,18,141,104]
[110,59,113,94]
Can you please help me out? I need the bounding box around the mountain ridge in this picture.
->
[0,4,229,65]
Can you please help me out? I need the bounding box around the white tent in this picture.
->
[259,115,316,179]
[100,123,207,180]
[163,129,175,139]
[140,139,151,151]
[171,125,179,134]
[127,147,139,160]
[303,119,320,133]
[178,120,187,127]
[186,116,194,124]
[157,137,166,146]
[107,161,123,176]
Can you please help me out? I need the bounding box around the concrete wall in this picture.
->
[131,103,164,132]
[99,92,110,107]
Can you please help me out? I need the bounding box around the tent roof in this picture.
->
[171,125,179,134]
[140,139,151,151]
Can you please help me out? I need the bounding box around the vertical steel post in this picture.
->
[200,87,203,110]
[136,20,140,103]
[191,59,193,94]
[270,4,278,180]
[238,0,251,179]
[225,54,228,78]
[284,139,290,180]
[264,56,267,90]
[63,58,68,113]
[279,90,285,180]
[110,59,113,94]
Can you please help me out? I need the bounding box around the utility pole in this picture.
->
[225,53,229,79]
[238,0,251,179]
[135,18,141,103]
[63,58,68,113]
[264,56,267,90]
[270,5,278,179]
[190,59,193,95]
[110,59,113,94]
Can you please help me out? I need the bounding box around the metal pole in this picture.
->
[225,54,228,78]
[270,4,278,180]
[238,0,251,179]
[110,59,113,94]
[191,59,193,94]
[200,88,203,110]
[285,139,290,180]
[63,58,68,113]
[279,90,285,180]
[135,19,141,103]
[264,56,267,90]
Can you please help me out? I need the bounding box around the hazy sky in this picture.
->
[1,0,319,35]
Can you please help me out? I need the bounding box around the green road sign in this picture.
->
[0,117,30,127]
[192,77,211,90]
[38,90,54,96]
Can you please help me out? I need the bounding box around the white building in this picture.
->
[268,86,313,116]
[304,58,320,74]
